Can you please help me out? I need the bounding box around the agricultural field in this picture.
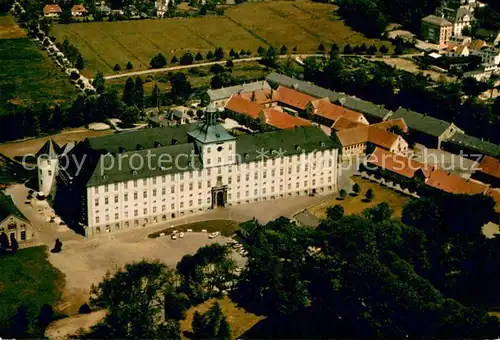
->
[106,61,272,94]
[52,1,390,77]
[0,38,77,112]
[0,14,26,39]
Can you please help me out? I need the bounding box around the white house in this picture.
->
[481,46,500,66]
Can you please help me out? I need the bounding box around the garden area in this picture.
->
[309,177,410,219]
[148,219,240,238]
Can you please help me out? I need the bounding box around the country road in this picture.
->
[102,54,325,80]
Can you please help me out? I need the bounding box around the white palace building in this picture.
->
[40,105,339,236]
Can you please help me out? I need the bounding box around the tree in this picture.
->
[210,64,225,75]
[151,83,161,108]
[339,189,347,200]
[326,204,344,221]
[88,260,180,339]
[280,45,288,55]
[126,61,134,70]
[226,59,234,67]
[462,77,489,97]
[170,72,192,102]
[365,188,374,202]
[214,47,224,61]
[394,42,404,55]
[75,55,85,70]
[239,49,246,56]
[206,50,214,60]
[113,63,121,72]
[38,304,53,328]
[257,46,266,56]
[0,232,9,253]
[59,9,73,23]
[191,302,231,339]
[123,77,136,106]
[353,183,361,195]
[121,106,140,126]
[344,44,353,54]
[262,46,277,67]
[317,43,325,53]
[363,202,392,222]
[165,292,190,320]
[134,77,145,109]
[79,303,92,314]
[150,53,167,68]
[171,55,179,64]
[229,48,238,59]
[367,45,378,55]
[180,52,194,65]
[92,72,106,94]
[329,43,339,59]
[195,52,203,61]
[379,45,389,54]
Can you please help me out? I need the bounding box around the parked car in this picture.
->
[179,232,185,238]
[209,231,220,239]
[171,234,177,240]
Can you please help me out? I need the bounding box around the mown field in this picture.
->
[0,38,77,111]
[52,1,390,77]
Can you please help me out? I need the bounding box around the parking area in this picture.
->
[49,231,245,314]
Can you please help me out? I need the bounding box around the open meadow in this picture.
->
[52,1,389,77]
[0,37,77,112]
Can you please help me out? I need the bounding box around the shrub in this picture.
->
[79,303,91,314]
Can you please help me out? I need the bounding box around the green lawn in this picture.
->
[149,219,240,238]
[52,1,390,77]
[0,246,64,334]
[0,38,77,113]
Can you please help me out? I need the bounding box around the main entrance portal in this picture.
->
[211,186,227,208]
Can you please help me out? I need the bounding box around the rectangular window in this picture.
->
[180,202,184,208]
[229,144,232,150]
[263,188,266,194]
[288,183,291,189]
[125,211,129,218]
[96,216,100,223]
[228,177,232,184]
[171,203,175,209]
[105,215,109,221]
[189,200,193,206]
[153,206,157,213]
[245,190,249,197]
[143,179,147,185]
[288,167,292,174]
[198,181,202,189]
[263,171,267,179]
[246,174,249,181]
[124,193,128,202]
[207,159,211,165]
[280,185,283,191]
[254,172,258,180]
[237,176,240,183]
[153,189,157,197]
[105,185,109,193]
[134,192,138,200]
[104,197,109,205]
[254,188,258,195]
[134,180,138,188]
[153,178,157,185]
[94,198,99,207]
[207,180,211,187]
[207,169,211,176]
[134,210,138,217]
[171,186,175,193]
[272,169,275,176]
[114,196,118,203]
[143,191,147,199]
[304,181,307,187]
[162,205,166,211]
[280,168,284,176]
[124,182,128,190]
[218,157,222,163]
[207,147,211,153]
[180,184,184,192]
[114,183,118,191]
[143,208,147,215]
[218,167,222,174]
[94,187,99,194]
[189,183,193,190]
[162,188,166,195]
[180,173,184,180]
[115,213,119,220]
[162,176,166,183]
[272,159,276,166]
[198,198,202,205]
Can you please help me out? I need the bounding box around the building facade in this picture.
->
[421,15,453,46]
[53,106,339,236]
[0,193,31,243]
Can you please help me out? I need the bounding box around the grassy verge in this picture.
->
[148,219,240,238]
[309,177,410,219]
[180,296,264,340]
[0,246,65,335]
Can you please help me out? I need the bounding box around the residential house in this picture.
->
[475,28,500,45]
[449,35,472,45]
[435,6,474,37]
[207,81,270,108]
[425,168,489,195]
[275,86,316,113]
[335,123,409,161]
[0,192,31,243]
[262,108,312,130]
[421,15,453,46]
[307,98,369,128]
[43,4,62,17]
[480,46,500,66]
[446,44,470,57]
[441,133,500,159]
[71,4,87,16]
[472,156,500,188]
[334,96,392,123]
[331,117,365,131]
[389,107,462,148]
[225,95,263,119]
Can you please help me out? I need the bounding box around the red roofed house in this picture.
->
[263,108,312,130]
[275,86,316,112]
[226,95,263,119]
[307,98,369,127]
[335,125,408,161]
[43,4,62,17]
[332,116,365,131]
[472,155,500,188]
[238,89,279,106]
[425,169,489,195]
[71,4,87,16]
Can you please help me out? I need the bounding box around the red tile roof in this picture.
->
[332,116,365,131]
[311,98,366,124]
[486,188,500,213]
[276,86,315,110]
[336,126,404,150]
[366,147,430,178]
[425,169,489,195]
[226,95,263,119]
[372,118,408,133]
[263,108,312,130]
[238,89,279,105]
[71,4,87,12]
[478,156,500,180]
[43,4,62,13]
